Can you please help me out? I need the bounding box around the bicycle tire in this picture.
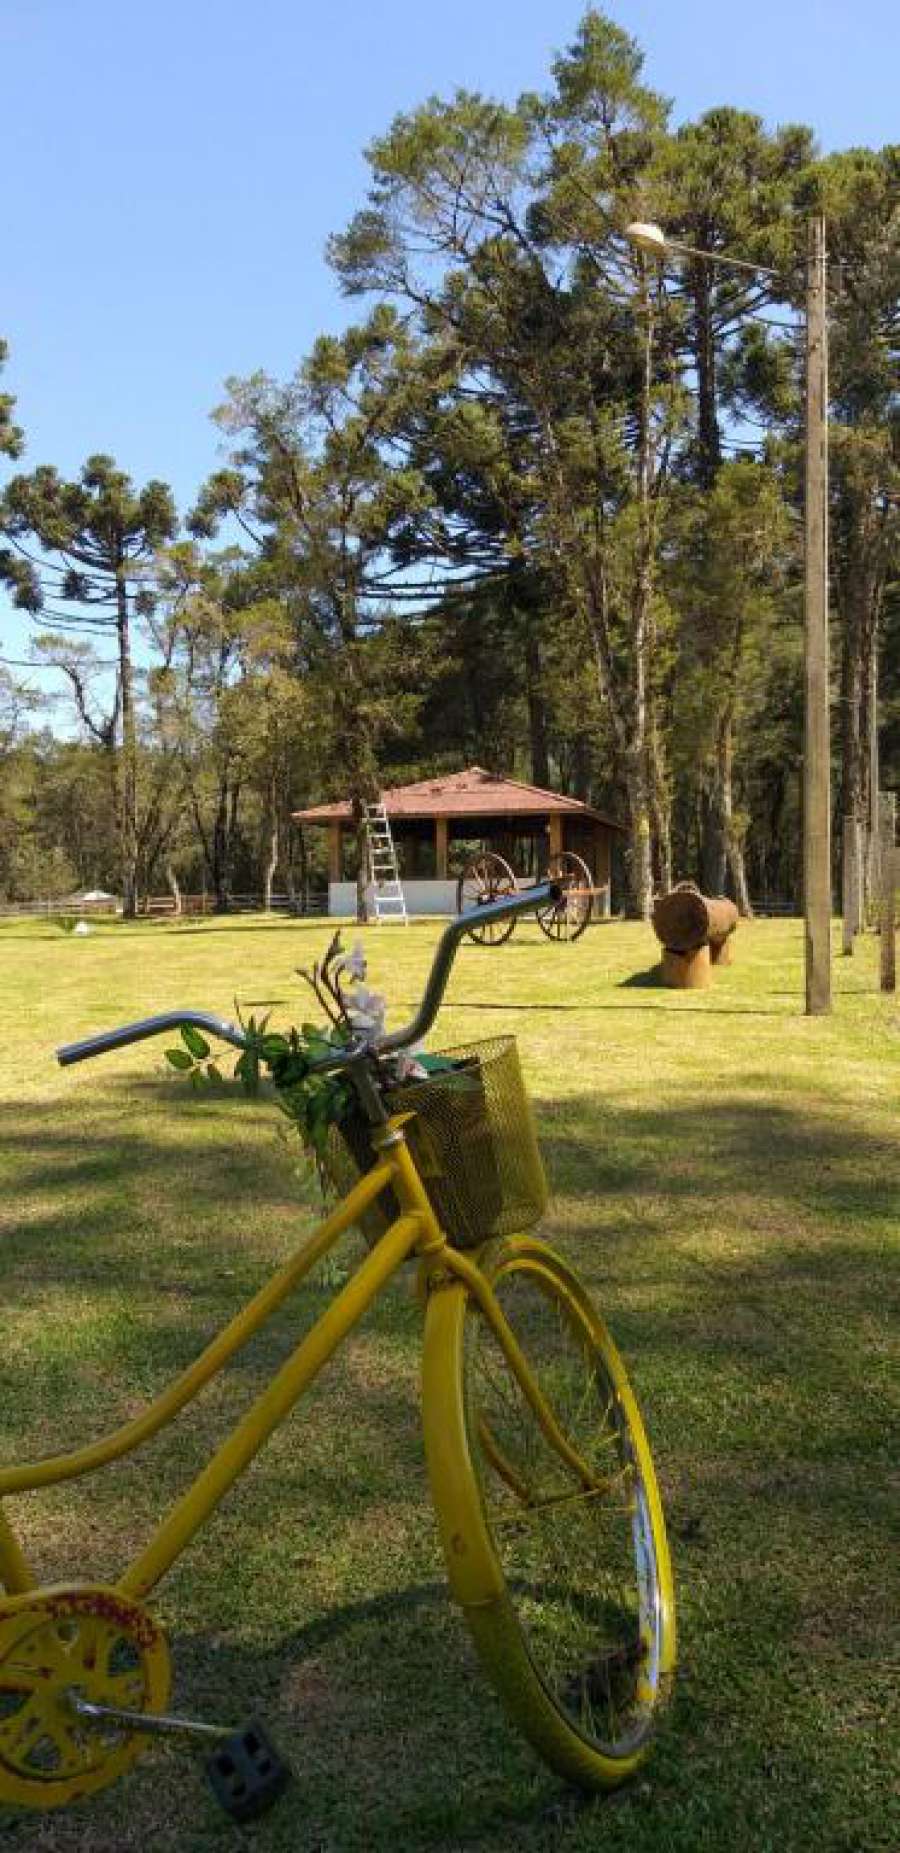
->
[423,1235,675,1790]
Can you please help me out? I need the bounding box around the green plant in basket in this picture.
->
[165,932,442,1182]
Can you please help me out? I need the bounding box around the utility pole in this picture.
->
[804,215,832,1015]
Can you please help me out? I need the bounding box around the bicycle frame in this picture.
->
[0,1117,595,1608]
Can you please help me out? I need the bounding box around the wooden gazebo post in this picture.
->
[435,817,449,879]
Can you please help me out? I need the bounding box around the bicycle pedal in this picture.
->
[204,1717,290,1822]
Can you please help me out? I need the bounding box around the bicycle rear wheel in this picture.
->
[423,1236,675,1790]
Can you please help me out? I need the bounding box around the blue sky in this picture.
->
[2,0,898,672]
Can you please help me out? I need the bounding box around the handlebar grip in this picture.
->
[57,1010,248,1067]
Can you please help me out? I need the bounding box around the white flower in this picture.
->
[344,941,367,981]
[346,987,387,1042]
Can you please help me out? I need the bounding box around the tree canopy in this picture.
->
[1,11,897,917]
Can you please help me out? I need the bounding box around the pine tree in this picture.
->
[0,456,176,914]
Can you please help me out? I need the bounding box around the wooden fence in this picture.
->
[0,891,329,920]
[0,896,119,918]
[136,892,328,918]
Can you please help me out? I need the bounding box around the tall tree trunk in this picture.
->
[115,571,139,918]
[719,710,752,914]
[204,765,240,911]
[839,568,875,934]
[262,773,279,911]
[839,591,866,835]
[580,274,660,921]
[263,823,278,911]
[523,627,549,787]
[263,834,277,911]
[353,801,369,925]
[211,791,229,911]
[691,256,721,489]
[333,635,379,925]
[626,754,653,920]
[646,592,671,893]
[699,785,726,896]
[293,822,307,911]
[650,773,672,893]
[627,266,658,921]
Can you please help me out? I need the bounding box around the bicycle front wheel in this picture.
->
[423,1235,675,1791]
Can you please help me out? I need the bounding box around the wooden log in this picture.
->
[652,888,739,954]
[660,944,711,989]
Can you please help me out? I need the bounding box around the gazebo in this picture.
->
[293,766,623,917]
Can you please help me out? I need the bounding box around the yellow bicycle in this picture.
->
[0,883,675,1823]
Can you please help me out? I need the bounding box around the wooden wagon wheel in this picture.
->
[537,851,594,942]
[457,852,518,945]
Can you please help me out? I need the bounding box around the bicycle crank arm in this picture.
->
[64,1690,233,1741]
[66,1692,292,1820]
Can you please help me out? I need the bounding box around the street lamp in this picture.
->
[624,218,831,1016]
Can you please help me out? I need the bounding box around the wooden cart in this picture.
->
[457,850,595,945]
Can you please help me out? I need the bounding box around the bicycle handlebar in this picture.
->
[56,881,561,1071]
[56,1009,249,1068]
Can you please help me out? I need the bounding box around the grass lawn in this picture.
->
[1,912,898,1852]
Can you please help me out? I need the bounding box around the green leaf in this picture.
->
[234,1049,260,1096]
[259,1033,290,1060]
[181,1024,211,1060]
[166,1048,194,1072]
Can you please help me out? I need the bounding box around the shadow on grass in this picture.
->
[0,1581,597,1852]
[618,965,664,989]
[153,919,344,938]
[1,1073,897,1850]
[0,918,337,944]
[446,998,791,1015]
[533,1087,900,1224]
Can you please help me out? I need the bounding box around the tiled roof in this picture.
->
[293,766,622,829]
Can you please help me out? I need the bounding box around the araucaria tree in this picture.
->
[0,341,24,464]
[820,149,900,910]
[0,456,176,914]
[327,16,695,914]
[190,309,435,919]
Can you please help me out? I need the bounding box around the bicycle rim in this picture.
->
[425,1237,675,1788]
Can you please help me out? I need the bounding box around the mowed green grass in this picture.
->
[1,912,898,1852]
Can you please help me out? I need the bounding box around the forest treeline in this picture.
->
[1,11,898,917]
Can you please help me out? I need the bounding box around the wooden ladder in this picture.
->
[363,802,409,925]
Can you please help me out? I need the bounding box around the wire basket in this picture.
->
[323,1036,548,1250]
